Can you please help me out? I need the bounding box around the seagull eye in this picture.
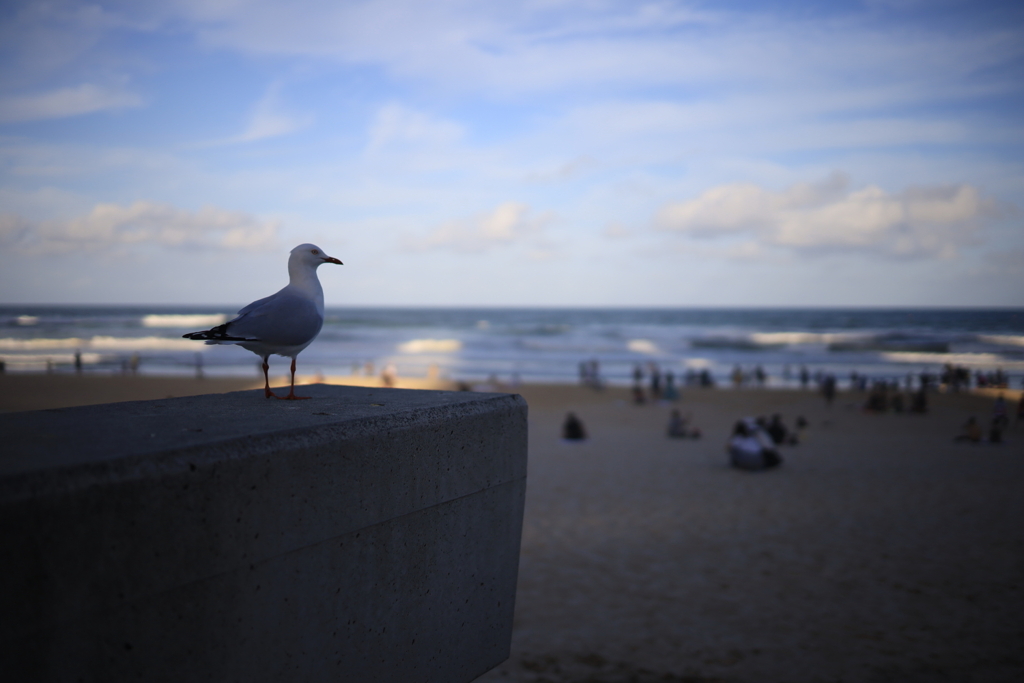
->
[311,249,319,255]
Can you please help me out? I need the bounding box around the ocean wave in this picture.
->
[516,339,614,354]
[0,338,82,350]
[749,331,872,345]
[881,352,1024,369]
[690,337,772,351]
[0,352,102,366]
[15,315,39,326]
[396,339,463,354]
[0,336,201,351]
[978,334,1024,348]
[829,340,950,353]
[142,314,228,328]
[90,336,200,351]
[627,339,660,354]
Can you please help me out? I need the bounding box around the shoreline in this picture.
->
[0,371,1018,414]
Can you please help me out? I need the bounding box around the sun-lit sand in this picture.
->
[3,375,1022,681]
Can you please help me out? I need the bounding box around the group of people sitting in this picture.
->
[666,409,702,439]
[726,414,805,471]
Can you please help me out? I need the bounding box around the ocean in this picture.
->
[2,306,1023,388]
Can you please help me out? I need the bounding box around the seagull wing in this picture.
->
[221,289,323,347]
[183,288,323,347]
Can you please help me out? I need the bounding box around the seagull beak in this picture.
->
[323,256,343,265]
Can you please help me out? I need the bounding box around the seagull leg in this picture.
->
[262,357,279,399]
[282,357,311,400]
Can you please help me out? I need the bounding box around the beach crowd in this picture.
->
[566,358,1021,473]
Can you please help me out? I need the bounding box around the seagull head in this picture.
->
[290,243,343,268]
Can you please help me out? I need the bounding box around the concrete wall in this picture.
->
[0,384,527,683]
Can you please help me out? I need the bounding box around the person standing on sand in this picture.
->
[992,395,1008,427]
[663,370,678,401]
[649,363,662,399]
[822,374,836,406]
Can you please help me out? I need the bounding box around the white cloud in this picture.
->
[366,103,463,152]
[602,221,631,239]
[1,201,280,253]
[232,82,311,142]
[524,155,598,183]
[0,84,143,123]
[656,174,997,258]
[405,201,550,253]
[161,0,1023,103]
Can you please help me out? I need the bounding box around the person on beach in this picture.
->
[667,409,701,439]
[992,395,1008,426]
[662,370,679,401]
[727,420,782,471]
[910,387,928,414]
[766,414,797,445]
[989,417,1005,444]
[864,382,888,412]
[649,363,662,400]
[562,412,587,441]
[822,374,837,406]
[794,415,809,442]
[954,417,982,443]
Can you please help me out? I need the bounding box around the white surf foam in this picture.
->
[627,339,660,354]
[142,314,228,328]
[397,339,463,354]
[881,351,1024,369]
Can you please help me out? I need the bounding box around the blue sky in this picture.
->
[0,0,1022,306]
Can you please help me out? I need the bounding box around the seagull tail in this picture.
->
[182,324,255,343]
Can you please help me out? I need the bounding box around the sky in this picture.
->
[0,0,1022,307]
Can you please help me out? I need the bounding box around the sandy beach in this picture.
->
[4,376,1023,682]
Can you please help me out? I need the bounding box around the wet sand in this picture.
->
[3,376,1022,681]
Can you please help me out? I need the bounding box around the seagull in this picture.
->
[183,243,342,400]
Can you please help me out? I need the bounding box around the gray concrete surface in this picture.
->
[0,384,528,682]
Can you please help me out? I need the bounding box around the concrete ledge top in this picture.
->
[0,384,526,497]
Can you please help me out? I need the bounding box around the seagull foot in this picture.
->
[280,393,311,400]
[265,388,279,399]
